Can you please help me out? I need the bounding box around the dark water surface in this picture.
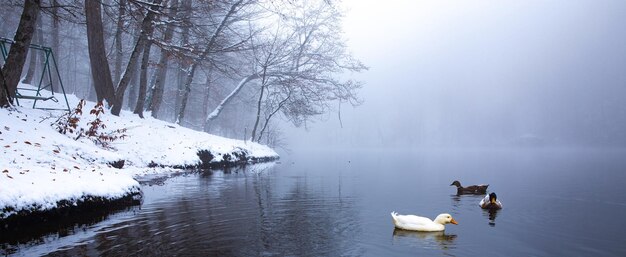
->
[6,148,626,256]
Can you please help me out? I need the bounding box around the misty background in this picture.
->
[284,0,626,149]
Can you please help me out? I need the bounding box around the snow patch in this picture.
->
[1,84,278,219]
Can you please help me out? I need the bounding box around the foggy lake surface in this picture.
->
[9,148,626,256]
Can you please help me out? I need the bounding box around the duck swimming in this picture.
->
[450,180,489,195]
[391,212,458,232]
[479,192,503,210]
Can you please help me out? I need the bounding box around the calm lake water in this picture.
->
[4,148,626,256]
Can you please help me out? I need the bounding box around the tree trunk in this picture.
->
[133,40,153,118]
[201,72,211,131]
[174,0,191,122]
[22,47,37,85]
[50,0,60,92]
[176,65,194,124]
[110,0,162,116]
[85,0,115,105]
[144,66,157,110]
[148,53,168,118]
[0,0,40,107]
[149,0,178,118]
[257,90,291,142]
[22,14,41,85]
[126,50,139,109]
[126,25,141,110]
[113,0,126,85]
[250,83,265,141]
[204,73,259,125]
[251,68,268,141]
[176,63,198,124]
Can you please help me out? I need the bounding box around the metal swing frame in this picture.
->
[0,37,70,111]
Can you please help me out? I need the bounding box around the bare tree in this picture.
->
[133,29,153,118]
[49,0,60,92]
[147,0,178,118]
[205,0,367,140]
[113,0,126,85]
[110,0,163,116]
[85,0,116,104]
[22,12,43,85]
[172,0,191,122]
[0,0,41,107]
[175,0,252,125]
[126,29,140,110]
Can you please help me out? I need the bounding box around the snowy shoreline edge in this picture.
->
[1,95,279,226]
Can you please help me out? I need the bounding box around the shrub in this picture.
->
[54,100,127,149]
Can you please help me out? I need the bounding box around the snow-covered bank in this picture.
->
[0,87,279,220]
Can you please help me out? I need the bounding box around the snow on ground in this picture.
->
[0,84,279,219]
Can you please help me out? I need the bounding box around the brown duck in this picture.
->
[450,180,488,195]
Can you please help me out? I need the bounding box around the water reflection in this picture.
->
[484,209,500,227]
[43,162,361,256]
[0,203,140,256]
[392,229,457,251]
[449,194,484,211]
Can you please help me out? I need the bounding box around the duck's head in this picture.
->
[450,180,462,188]
[489,192,498,204]
[435,213,458,225]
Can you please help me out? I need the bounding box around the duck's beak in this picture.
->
[450,218,458,225]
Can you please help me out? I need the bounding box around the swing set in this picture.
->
[0,36,70,111]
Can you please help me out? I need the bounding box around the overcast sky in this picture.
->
[283,0,626,149]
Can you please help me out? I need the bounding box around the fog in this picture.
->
[284,0,626,149]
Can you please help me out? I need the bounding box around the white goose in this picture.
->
[391,212,458,232]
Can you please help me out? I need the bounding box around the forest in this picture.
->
[0,0,365,148]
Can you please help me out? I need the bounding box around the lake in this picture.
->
[4,148,626,256]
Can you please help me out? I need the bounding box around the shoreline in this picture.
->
[0,159,279,247]
[1,94,280,228]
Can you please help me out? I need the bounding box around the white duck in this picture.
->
[391,212,458,232]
